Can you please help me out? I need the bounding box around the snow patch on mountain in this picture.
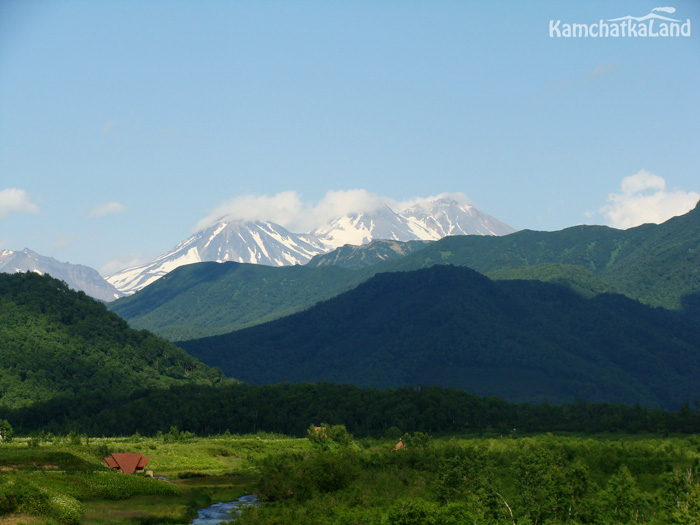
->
[108,197,515,295]
[400,197,514,237]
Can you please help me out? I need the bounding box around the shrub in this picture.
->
[162,426,195,443]
[0,478,47,515]
[0,420,13,443]
[384,499,440,525]
[93,441,110,459]
[400,431,433,449]
[307,423,352,451]
[48,493,83,524]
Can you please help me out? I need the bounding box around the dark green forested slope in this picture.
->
[486,263,614,298]
[0,272,223,408]
[179,265,700,409]
[381,201,700,309]
[109,261,364,341]
[600,201,700,308]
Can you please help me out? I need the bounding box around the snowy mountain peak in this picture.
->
[311,205,425,248]
[401,198,514,237]
[0,248,124,302]
[107,221,327,295]
[108,196,515,295]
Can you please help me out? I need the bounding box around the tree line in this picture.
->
[3,382,698,437]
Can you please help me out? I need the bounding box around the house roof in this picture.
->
[104,453,150,474]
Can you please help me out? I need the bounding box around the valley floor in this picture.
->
[1,431,699,524]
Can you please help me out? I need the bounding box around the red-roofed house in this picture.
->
[104,453,150,474]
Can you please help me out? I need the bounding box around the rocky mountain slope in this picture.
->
[0,248,123,302]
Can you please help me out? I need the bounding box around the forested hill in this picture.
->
[179,265,700,409]
[109,262,364,341]
[381,200,700,310]
[0,272,223,408]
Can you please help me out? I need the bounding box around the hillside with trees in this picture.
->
[384,200,700,310]
[109,262,365,341]
[179,265,700,409]
[0,272,223,408]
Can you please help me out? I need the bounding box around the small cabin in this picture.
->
[104,453,150,474]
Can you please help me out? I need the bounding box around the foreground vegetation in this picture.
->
[242,429,700,525]
[0,430,284,524]
[1,429,699,524]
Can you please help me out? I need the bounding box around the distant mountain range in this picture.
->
[4,200,699,410]
[109,201,700,341]
[382,199,700,310]
[0,248,123,302]
[107,197,514,295]
[1,196,512,300]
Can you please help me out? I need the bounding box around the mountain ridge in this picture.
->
[107,197,514,294]
[378,200,700,309]
[109,201,700,340]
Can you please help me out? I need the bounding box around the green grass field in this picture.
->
[0,431,300,524]
[1,430,699,524]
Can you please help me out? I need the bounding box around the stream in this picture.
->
[191,494,260,524]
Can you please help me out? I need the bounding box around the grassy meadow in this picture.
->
[0,431,302,524]
[0,428,699,524]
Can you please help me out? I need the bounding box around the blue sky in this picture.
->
[1,0,699,275]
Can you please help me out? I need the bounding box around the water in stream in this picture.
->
[191,494,259,524]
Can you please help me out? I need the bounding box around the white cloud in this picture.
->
[396,191,472,212]
[194,191,304,232]
[600,170,699,229]
[88,201,126,218]
[652,7,676,14]
[194,189,479,234]
[0,188,40,219]
[194,189,395,233]
[303,189,393,231]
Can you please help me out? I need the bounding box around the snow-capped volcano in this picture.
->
[108,197,515,295]
[107,221,326,295]
[400,197,515,237]
[0,248,124,302]
[311,205,435,248]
